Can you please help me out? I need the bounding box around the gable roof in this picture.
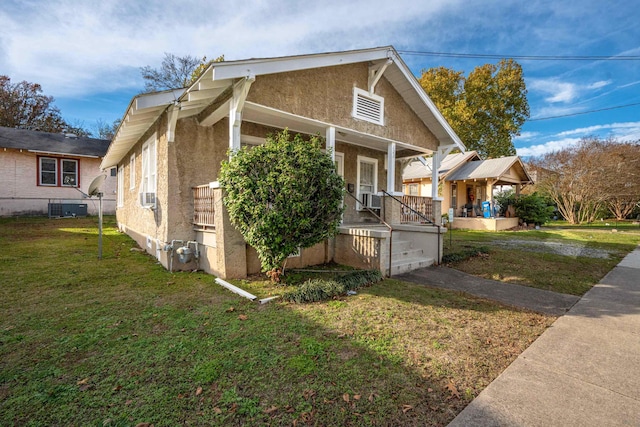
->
[445,156,533,184]
[403,151,480,181]
[101,46,465,169]
[0,126,110,158]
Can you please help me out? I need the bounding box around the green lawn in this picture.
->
[0,216,555,426]
[443,223,640,295]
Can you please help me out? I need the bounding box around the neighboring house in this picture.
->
[100,46,465,279]
[0,127,117,217]
[403,152,533,231]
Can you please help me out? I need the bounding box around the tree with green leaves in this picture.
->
[419,59,529,159]
[140,53,224,93]
[219,130,344,281]
[0,75,67,132]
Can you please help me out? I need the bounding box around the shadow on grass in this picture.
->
[1,217,500,426]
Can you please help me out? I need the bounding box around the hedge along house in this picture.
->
[0,126,117,217]
[100,46,465,279]
[403,152,533,231]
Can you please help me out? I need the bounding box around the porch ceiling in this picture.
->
[242,102,429,155]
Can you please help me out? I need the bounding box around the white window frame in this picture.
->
[334,152,344,178]
[117,165,124,207]
[356,155,378,211]
[39,157,58,186]
[61,159,79,187]
[141,136,157,195]
[129,154,136,190]
[352,87,385,125]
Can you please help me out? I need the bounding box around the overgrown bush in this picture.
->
[219,129,344,280]
[282,269,383,303]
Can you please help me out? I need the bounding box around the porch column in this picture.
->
[431,150,440,200]
[228,76,255,157]
[326,126,335,161]
[386,142,396,193]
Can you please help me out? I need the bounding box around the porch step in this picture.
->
[390,257,435,276]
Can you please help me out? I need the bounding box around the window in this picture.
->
[141,137,156,194]
[38,156,79,187]
[408,183,419,196]
[61,159,78,186]
[356,155,378,210]
[129,154,136,190]
[39,157,57,186]
[334,152,344,178]
[352,88,384,125]
[117,166,124,207]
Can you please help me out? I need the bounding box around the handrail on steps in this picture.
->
[344,191,393,277]
[380,190,442,265]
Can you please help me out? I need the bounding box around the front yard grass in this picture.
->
[1,217,554,426]
[442,224,640,296]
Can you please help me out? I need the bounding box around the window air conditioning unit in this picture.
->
[360,192,382,210]
[140,192,156,207]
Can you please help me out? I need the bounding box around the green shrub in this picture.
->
[282,269,383,303]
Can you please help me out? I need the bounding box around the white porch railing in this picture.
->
[401,195,434,223]
[193,185,215,229]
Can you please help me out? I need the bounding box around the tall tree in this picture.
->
[140,53,224,93]
[533,137,640,224]
[0,75,67,132]
[94,118,121,140]
[419,59,529,159]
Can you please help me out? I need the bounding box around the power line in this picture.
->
[398,50,640,61]
[528,102,640,121]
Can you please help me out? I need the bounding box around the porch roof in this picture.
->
[101,46,465,170]
[445,156,533,185]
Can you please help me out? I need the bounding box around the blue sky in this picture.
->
[1,0,639,157]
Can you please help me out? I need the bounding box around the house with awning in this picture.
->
[100,46,466,278]
[403,152,533,231]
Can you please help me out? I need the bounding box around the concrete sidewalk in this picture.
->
[448,246,640,427]
[397,266,580,316]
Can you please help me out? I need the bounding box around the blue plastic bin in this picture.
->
[482,201,491,218]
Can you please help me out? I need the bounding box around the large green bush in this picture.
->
[514,192,555,226]
[219,129,344,279]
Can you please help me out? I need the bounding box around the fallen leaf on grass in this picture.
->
[353,394,361,400]
[213,407,222,414]
[264,405,278,414]
[77,378,89,385]
[134,423,153,427]
[225,307,235,313]
[342,393,350,403]
[238,314,248,321]
[112,385,122,392]
[195,386,203,396]
[402,404,413,413]
[446,380,460,399]
[368,393,378,402]
[303,389,316,400]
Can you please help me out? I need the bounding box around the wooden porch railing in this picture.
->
[193,185,216,229]
[401,195,433,223]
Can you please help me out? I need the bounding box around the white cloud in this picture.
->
[0,0,458,97]
[513,131,539,141]
[517,137,582,157]
[528,78,613,105]
[557,121,640,138]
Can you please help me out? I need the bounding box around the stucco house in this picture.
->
[0,126,116,217]
[403,151,533,231]
[100,46,465,278]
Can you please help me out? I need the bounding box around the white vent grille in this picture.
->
[353,88,384,125]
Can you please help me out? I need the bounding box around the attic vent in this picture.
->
[352,88,384,125]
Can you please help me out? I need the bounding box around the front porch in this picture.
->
[192,186,444,277]
[449,216,519,231]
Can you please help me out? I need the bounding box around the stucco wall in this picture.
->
[246,63,439,151]
[0,148,116,216]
